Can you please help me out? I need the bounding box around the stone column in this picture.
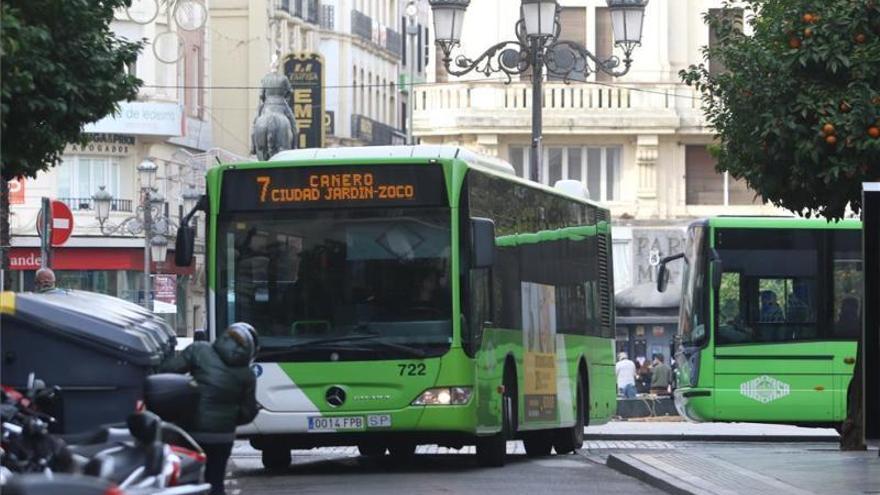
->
[636,135,660,218]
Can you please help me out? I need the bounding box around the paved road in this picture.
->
[225,441,666,495]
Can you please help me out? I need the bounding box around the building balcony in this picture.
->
[58,197,133,213]
[412,81,707,137]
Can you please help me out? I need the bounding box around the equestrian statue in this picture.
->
[250,71,297,160]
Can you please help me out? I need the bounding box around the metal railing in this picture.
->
[59,197,133,213]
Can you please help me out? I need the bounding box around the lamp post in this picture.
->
[428,0,648,183]
[91,159,188,312]
[405,0,420,145]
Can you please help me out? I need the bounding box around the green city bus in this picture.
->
[657,217,861,426]
[179,146,617,468]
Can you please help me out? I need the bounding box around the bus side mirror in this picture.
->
[657,264,670,293]
[471,217,495,269]
[711,258,723,291]
[175,225,196,267]
[656,253,683,293]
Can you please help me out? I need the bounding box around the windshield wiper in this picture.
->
[259,330,427,359]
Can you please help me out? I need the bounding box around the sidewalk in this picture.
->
[586,420,840,442]
[591,420,878,494]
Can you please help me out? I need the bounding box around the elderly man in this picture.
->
[34,268,58,293]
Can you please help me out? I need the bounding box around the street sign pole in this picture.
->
[39,197,52,269]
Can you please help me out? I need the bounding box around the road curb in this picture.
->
[585,433,839,443]
[606,454,696,495]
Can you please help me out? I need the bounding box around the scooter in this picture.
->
[1,375,209,494]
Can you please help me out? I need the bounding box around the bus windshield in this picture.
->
[217,207,452,360]
[679,225,708,347]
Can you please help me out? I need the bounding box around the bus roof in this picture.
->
[702,216,861,230]
[269,145,516,176]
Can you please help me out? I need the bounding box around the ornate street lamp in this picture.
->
[429,0,648,183]
[90,160,194,312]
[137,159,158,190]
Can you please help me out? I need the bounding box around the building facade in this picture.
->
[413,0,779,364]
[7,2,218,335]
[210,0,430,153]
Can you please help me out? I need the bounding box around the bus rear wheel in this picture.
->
[553,376,585,455]
[261,447,291,471]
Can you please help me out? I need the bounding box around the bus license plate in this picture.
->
[307,416,365,432]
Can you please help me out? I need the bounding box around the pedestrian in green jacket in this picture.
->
[161,323,259,495]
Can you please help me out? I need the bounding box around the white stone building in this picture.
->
[413,0,783,361]
[7,1,220,335]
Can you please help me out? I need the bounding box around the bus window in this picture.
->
[716,272,752,344]
[752,278,817,342]
[833,230,863,338]
[679,226,708,347]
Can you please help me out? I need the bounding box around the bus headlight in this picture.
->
[412,387,472,406]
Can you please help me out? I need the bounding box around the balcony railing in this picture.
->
[386,28,402,57]
[413,81,702,113]
[351,9,371,41]
[59,197,133,213]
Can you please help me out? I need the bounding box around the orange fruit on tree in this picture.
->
[869,126,880,138]
[789,37,802,48]
[803,13,815,23]
[804,28,814,38]
[855,33,867,43]
[822,123,836,135]
[839,101,852,113]
[873,96,880,105]
[825,134,838,145]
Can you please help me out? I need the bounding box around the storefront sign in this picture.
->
[7,247,194,275]
[8,178,25,205]
[67,134,136,155]
[284,53,325,149]
[324,111,335,136]
[84,102,184,137]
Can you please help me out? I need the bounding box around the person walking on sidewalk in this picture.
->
[615,352,638,399]
[161,323,260,495]
[650,354,673,396]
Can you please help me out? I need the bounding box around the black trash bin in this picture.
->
[1,290,176,433]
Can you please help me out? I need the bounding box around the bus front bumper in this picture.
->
[673,388,712,422]
[237,402,479,437]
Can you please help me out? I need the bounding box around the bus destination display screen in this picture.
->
[220,165,447,211]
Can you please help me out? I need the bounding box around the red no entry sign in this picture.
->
[37,200,75,246]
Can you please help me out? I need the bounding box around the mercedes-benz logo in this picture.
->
[326,386,346,407]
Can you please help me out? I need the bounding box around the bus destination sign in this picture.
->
[221,165,446,211]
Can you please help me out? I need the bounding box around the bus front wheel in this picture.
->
[261,447,291,471]
[477,368,515,467]
[553,376,585,454]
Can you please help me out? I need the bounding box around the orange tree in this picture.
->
[681,0,880,449]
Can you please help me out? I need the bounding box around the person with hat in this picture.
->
[615,351,638,399]
[161,322,260,495]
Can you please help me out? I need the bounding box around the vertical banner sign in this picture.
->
[284,53,325,149]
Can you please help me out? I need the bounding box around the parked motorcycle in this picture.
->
[1,374,209,494]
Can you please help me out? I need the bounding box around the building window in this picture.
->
[550,7,587,82]
[685,145,757,205]
[508,145,621,201]
[57,156,121,206]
